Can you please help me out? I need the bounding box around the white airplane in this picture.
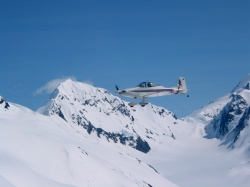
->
[116,77,189,107]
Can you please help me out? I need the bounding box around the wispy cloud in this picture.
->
[82,79,93,86]
[33,76,76,95]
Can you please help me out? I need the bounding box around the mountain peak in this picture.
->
[184,74,250,152]
[184,73,250,124]
[38,80,179,153]
[231,73,250,93]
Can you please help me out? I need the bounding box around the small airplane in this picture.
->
[116,77,189,107]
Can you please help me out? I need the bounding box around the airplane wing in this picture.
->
[137,88,175,98]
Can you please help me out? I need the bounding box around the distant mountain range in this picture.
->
[0,73,249,187]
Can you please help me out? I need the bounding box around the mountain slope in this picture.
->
[183,95,231,125]
[36,79,250,186]
[37,80,179,153]
[184,74,250,151]
[0,96,177,187]
[1,75,250,187]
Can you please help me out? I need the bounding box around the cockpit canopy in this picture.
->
[137,82,159,88]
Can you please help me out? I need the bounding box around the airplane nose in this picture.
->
[117,90,126,94]
[116,90,125,94]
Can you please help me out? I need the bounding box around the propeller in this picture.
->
[115,84,119,91]
[115,85,125,95]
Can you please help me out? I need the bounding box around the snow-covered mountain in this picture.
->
[37,80,179,153]
[184,74,250,151]
[1,75,250,187]
[0,95,178,187]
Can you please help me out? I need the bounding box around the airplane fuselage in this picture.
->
[119,86,180,98]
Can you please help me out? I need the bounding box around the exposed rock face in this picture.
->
[184,74,250,149]
[205,92,249,140]
[37,80,178,153]
[0,96,10,109]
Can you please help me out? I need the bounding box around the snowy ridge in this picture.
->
[185,74,250,151]
[231,73,250,94]
[1,74,250,186]
[0,94,178,187]
[0,96,10,110]
[183,95,230,124]
[184,74,250,125]
[0,96,36,115]
[38,80,179,153]
[205,87,250,149]
[206,92,249,138]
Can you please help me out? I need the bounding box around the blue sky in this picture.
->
[1,0,249,117]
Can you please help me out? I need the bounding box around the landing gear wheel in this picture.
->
[128,100,137,107]
[139,97,148,107]
[139,102,148,107]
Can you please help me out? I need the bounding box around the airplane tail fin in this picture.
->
[176,77,187,94]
